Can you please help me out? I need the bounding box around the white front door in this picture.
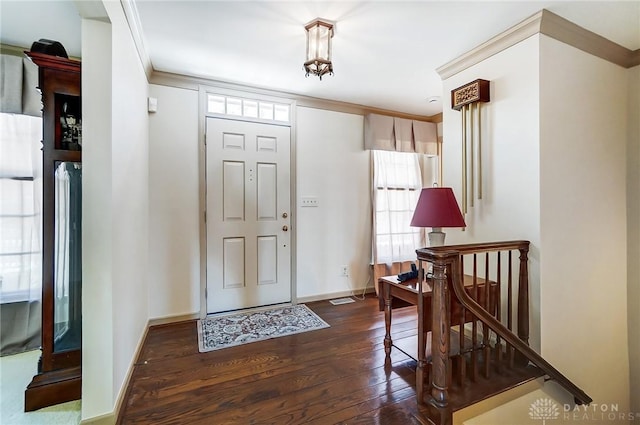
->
[206,117,291,313]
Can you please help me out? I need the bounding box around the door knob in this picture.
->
[282,225,288,232]
[282,212,288,218]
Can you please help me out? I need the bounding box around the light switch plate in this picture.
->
[301,196,319,207]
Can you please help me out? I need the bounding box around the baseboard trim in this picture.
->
[297,287,376,304]
[80,320,152,425]
[80,412,116,425]
[149,312,200,327]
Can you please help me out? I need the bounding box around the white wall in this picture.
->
[539,35,629,411]
[445,32,632,423]
[626,64,640,412]
[148,84,200,318]
[107,0,150,412]
[81,16,113,420]
[145,100,372,312]
[82,0,150,420]
[442,35,542,351]
[295,107,371,299]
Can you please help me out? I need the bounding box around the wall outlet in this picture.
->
[340,265,349,277]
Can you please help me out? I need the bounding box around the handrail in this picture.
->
[419,239,531,255]
[417,242,592,407]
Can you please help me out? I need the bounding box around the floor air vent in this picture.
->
[329,297,355,305]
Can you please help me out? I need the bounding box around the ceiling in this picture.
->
[1,1,639,116]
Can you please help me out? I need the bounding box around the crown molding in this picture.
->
[437,9,639,80]
[120,0,153,80]
[539,9,639,68]
[73,0,109,23]
[150,70,439,122]
[631,50,640,68]
[436,10,544,80]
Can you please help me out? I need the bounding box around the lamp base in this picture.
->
[428,228,446,247]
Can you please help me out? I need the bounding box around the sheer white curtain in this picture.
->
[0,112,42,354]
[372,150,424,289]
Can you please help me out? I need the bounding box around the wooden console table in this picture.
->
[378,274,497,360]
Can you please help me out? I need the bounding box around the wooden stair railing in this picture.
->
[414,241,592,425]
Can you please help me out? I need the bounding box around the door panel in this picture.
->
[206,117,291,313]
[257,235,277,285]
[257,163,277,220]
[223,237,245,289]
[223,161,245,220]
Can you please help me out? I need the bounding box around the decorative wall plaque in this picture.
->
[451,79,490,111]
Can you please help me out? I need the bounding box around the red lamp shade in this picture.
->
[410,187,466,228]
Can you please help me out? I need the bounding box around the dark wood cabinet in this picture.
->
[24,51,82,412]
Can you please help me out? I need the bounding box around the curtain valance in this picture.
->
[1,53,40,117]
[364,113,438,155]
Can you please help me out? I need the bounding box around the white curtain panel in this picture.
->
[0,112,42,304]
[372,150,424,265]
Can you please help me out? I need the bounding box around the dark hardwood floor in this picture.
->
[116,294,431,424]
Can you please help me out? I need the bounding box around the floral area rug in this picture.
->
[197,304,330,352]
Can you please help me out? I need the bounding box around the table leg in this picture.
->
[384,282,392,356]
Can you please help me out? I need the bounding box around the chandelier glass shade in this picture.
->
[304,19,334,80]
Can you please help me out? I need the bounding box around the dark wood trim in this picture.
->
[24,366,81,412]
[417,240,531,256]
[517,246,530,347]
[429,260,449,407]
[25,51,81,73]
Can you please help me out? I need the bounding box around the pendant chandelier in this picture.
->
[304,19,334,80]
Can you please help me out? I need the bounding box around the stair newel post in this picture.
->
[430,253,451,408]
[517,244,530,348]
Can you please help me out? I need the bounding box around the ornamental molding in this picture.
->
[437,9,640,80]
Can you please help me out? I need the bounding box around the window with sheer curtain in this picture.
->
[365,113,439,294]
[1,53,44,354]
[372,150,424,266]
[0,113,42,301]
[0,112,42,355]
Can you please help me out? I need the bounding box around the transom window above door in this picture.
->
[207,94,290,123]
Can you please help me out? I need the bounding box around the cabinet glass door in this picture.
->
[53,161,82,353]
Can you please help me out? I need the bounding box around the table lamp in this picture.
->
[410,187,466,247]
